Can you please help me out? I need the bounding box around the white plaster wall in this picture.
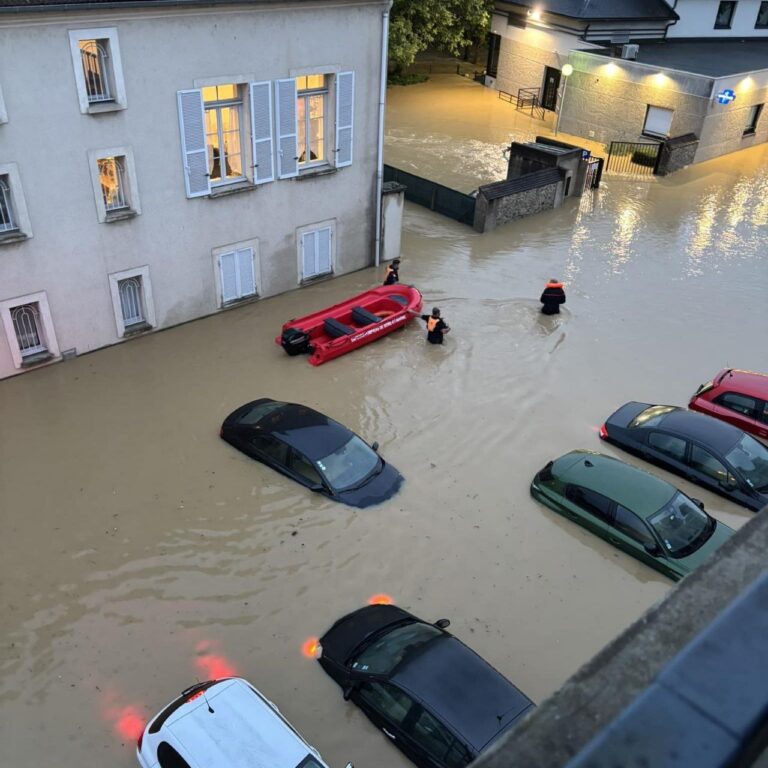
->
[668,0,768,37]
[0,0,387,379]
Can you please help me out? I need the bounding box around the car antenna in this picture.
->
[195,677,215,714]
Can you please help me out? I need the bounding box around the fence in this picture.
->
[605,141,661,176]
[383,165,476,226]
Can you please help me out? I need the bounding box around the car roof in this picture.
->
[658,408,742,452]
[239,400,353,461]
[391,636,532,752]
[555,451,676,518]
[715,369,768,399]
[163,678,315,768]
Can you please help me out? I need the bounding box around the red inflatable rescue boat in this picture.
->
[276,284,423,365]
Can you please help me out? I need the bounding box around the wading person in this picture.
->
[540,278,566,315]
[409,306,450,344]
[383,258,400,286]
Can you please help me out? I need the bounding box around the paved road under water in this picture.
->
[1,76,767,767]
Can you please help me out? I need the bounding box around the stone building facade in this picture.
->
[0,0,391,379]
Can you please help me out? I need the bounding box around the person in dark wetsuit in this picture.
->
[540,278,566,315]
[383,259,400,285]
[420,307,450,344]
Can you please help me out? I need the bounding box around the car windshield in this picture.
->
[629,405,676,429]
[316,435,380,491]
[237,401,286,425]
[351,622,442,675]
[648,493,713,558]
[725,435,768,492]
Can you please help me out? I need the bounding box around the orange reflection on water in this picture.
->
[368,593,394,605]
[195,639,237,679]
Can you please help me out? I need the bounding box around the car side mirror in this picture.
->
[342,683,358,701]
[644,542,660,556]
[371,441,379,452]
[434,618,450,629]
[691,498,705,510]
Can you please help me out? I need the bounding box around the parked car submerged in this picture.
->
[690,368,768,441]
[316,603,534,768]
[530,450,733,580]
[137,677,351,768]
[600,402,768,511]
[220,399,402,507]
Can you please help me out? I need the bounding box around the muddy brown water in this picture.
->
[2,76,767,767]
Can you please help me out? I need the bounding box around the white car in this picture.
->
[137,677,352,768]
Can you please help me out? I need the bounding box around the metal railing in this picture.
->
[12,304,45,356]
[98,157,128,211]
[80,41,113,103]
[119,278,144,326]
[606,141,661,176]
[0,176,17,232]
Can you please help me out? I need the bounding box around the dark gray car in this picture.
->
[600,403,768,512]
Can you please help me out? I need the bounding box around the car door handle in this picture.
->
[382,728,396,740]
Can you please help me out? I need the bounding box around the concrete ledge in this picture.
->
[472,508,768,768]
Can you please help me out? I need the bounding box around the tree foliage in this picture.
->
[388,0,492,74]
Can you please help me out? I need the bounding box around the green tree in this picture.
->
[388,0,492,75]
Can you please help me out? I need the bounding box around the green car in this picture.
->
[530,450,733,581]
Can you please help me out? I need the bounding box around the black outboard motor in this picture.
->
[281,327,311,356]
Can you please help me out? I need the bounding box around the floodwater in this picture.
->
[2,76,767,768]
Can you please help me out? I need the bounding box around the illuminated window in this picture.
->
[203,85,245,185]
[98,157,129,211]
[643,105,674,138]
[757,2,768,27]
[714,1,737,29]
[0,175,17,233]
[296,75,327,167]
[79,40,113,102]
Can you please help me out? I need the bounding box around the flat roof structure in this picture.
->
[587,40,768,77]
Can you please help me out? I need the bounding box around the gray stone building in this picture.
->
[486,1,768,164]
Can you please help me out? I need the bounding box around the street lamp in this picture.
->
[555,63,573,136]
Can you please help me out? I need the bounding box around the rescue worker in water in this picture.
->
[540,278,566,315]
[383,258,401,285]
[407,306,450,344]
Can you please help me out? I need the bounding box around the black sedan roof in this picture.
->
[659,408,742,452]
[228,399,352,461]
[392,636,533,752]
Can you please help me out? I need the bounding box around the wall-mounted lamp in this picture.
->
[555,64,574,135]
[527,7,542,21]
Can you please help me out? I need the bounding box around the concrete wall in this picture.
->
[668,0,768,38]
[473,179,561,233]
[0,0,387,378]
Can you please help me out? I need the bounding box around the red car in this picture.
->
[690,369,768,441]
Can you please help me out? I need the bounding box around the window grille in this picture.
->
[0,176,17,233]
[11,304,46,356]
[98,157,128,210]
[80,40,112,102]
[118,277,144,326]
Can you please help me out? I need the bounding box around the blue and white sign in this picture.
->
[717,89,736,105]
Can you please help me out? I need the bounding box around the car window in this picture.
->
[411,708,466,767]
[648,493,713,559]
[724,435,768,492]
[250,434,289,464]
[648,432,687,462]
[629,405,676,429]
[716,392,758,419]
[760,401,768,426]
[295,757,324,768]
[613,506,656,547]
[157,742,192,768]
[237,400,287,425]
[565,485,613,522]
[316,435,380,491]
[357,681,415,726]
[352,622,442,675]
[289,451,323,485]
[689,445,729,483]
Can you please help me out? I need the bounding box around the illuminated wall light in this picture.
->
[653,72,667,86]
[527,7,542,21]
[738,77,754,92]
[562,63,574,77]
[604,62,619,76]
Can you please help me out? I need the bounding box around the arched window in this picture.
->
[98,157,128,210]
[11,304,45,356]
[118,277,144,326]
[0,176,16,232]
[79,40,112,102]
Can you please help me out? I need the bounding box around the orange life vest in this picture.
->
[427,317,440,332]
[546,282,564,289]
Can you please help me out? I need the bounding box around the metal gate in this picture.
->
[606,141,661,176]
[584,156,604,190]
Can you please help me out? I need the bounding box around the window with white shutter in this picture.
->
[177,89,211,198]
[334,72,354,168]
[250,82,275,184]
[219,247,256,303]
[300,226,333,281]
[642,105,673,138]
[275,79,299,179]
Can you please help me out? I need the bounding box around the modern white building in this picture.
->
[0,0,391,378]
[485,1,767,165]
